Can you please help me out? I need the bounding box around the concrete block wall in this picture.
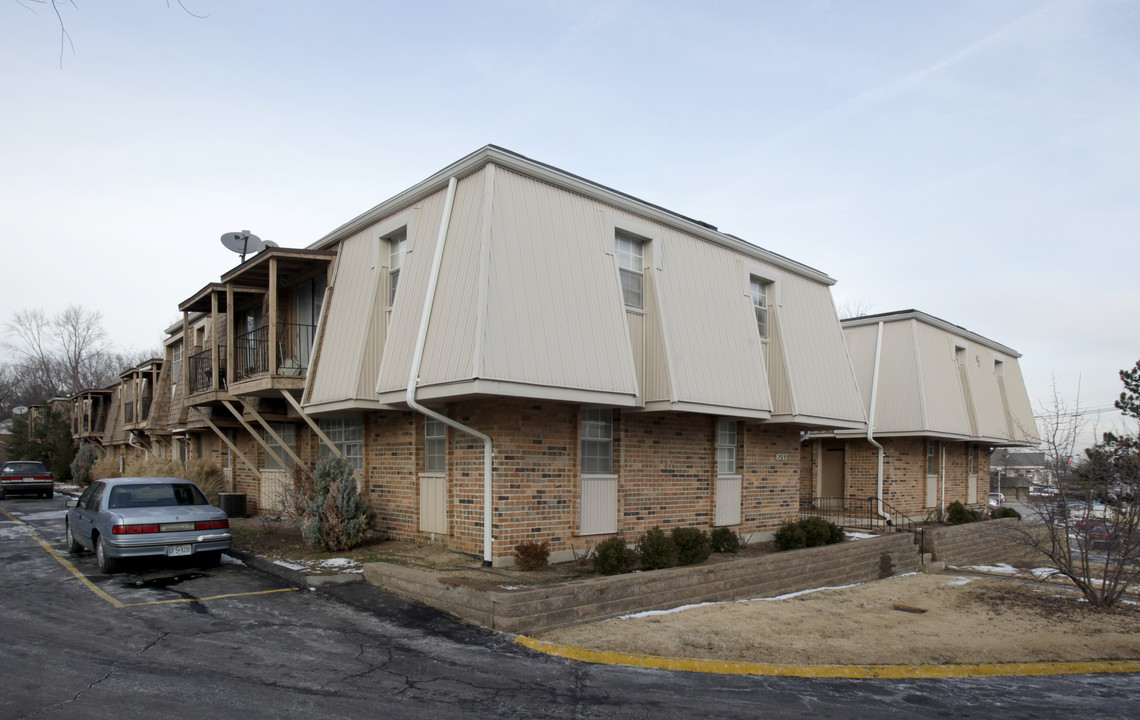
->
[924,517,1043,567]
[363,533,921,634]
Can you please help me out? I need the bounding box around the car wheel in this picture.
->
[65,520,83,554]
[95,535,118,574]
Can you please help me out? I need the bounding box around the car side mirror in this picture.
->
[66,499,78,508]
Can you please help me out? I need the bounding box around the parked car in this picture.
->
[0,460,54,499]
[65,477,231,573]
[988,492,1006,507]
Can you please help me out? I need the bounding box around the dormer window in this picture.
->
[388,230,407,307]
[616,232,644,309]
[750,276,769,339]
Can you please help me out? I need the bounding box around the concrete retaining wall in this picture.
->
[923,517,1043,567]
[362,533,921,634]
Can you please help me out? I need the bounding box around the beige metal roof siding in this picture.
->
[1001,357,1039,443]
[843,327,877,415]
[308,227,384,405]
[967,346,1010,440]
[653,226,772,412]
[870,321,925,433]
[915,321,972,435]
[377,179,479,392]
[476,169,637,394]
[772,274,865,423]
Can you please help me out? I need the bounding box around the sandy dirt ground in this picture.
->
[536,571,1140,666]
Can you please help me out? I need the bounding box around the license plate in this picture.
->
[167,544,193,557]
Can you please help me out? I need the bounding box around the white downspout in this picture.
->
[402,177,496,567]
[868,321,888,520]
[128,431,149,460]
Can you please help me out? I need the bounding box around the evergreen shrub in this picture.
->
[947,501,982,525]
[671,526,712,565]
[637,526,679,570]
[773,516,845,551]
[301,456,375,551]
[710,526,742,553]
[592,535,638,575]
[992,506,1022,520]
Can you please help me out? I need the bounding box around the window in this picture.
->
[581,409,613,474]
[717,419,737,474]
[926,440,939,475]
[616,232,644,309]
[388,230,407,307]
[265,423,297,471]
[171,341,183,382]
[968,444,976,475]
[425,418,446,473]
[319,416,364,471]
[750,277,769,339]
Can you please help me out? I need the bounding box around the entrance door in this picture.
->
[820,442,845,499]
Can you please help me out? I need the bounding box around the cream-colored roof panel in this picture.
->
[653,226,772,412]
[968,346,1011,440]
[773,274,865,424]
[477,169,638,395]
[915,321,972,436]
[871,320,925,433]
[843,326,877,413]
[1001,356,1040,443]
[307,229,381,405]
[375,183,458,394]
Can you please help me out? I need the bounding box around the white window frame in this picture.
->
[319,415,364,471]
[388,230,407,308]
[580,409,614,475]
[750,276,769,340]
[717,419,737,475]
[616,232,644,310]
[424,417,446,474]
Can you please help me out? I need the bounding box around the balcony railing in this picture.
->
[233,323,316,382]
[188,345,227,395]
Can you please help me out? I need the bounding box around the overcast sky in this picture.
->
[1,0,1136,449]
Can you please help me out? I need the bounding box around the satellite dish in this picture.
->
[220,230,266,262]
[263,240,279,248]
[11,406,28,415]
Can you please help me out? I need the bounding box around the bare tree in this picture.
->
[836,298,875,320]
[1001,370,1140,608]
[1,305,125,412]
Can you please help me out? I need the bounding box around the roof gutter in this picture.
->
[400,177,496,567]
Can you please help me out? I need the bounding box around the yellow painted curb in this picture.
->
[515,636,1140,679]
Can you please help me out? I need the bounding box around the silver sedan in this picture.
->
[65,477,232,573]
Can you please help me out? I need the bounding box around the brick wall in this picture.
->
[347,399,806,565]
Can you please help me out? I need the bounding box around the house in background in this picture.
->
[801,310,1039,519]
[990,449,1050,501]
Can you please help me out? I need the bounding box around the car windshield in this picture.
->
[3,462,48,474]
[108,483,208,509]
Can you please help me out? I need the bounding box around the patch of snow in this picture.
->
[1029,567,1060,579]
[499,585,524,590]
[220,553,245,567]
[758,583,862,601]
[944,576,974,586]
[17,510,67,521]
[274,560,306,571]
[844,532,877,541]
[963,563,1018,575]
[613,582,866,621]
[318,557,359,569]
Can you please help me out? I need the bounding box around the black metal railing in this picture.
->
[800,496,926,553]
[188,345,226,394]
[233,323,316,382]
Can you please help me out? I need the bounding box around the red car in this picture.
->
[0,461,55,499]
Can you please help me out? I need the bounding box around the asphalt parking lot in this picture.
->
[5,492,1140,720]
